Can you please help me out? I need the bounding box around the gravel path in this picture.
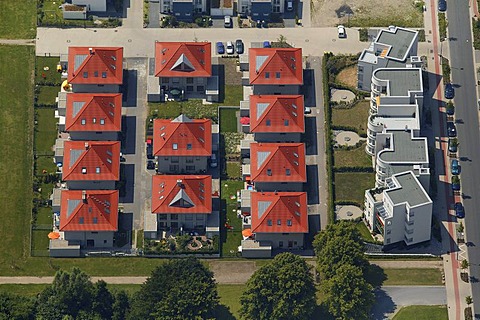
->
[0,39,35,46]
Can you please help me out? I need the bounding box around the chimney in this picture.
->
[89,48,94,55]
[82,190,87,202]
[176,179,183,187]
[84,142,89,149]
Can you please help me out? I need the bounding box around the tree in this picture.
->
[323,264,375,320]
[129,257,218,320]
[36,267,94,319]
[240,253,316,320]
[313,221,369,279]
[461,259,470,272]
[466,295,473,306]
[92,280,113,319]
[112,290,130,320]
[0,291,35,320]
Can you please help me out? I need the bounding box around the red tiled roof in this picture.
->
[62,141,120,181]
[249,48,303,85]
[155,42,212,78]
[251,192,308,233]
[250,143,306,182]
[249,95,304,133]
[68,47,123,84]
[153,115,212,157]
[60,190,119,232]
[151,175,212,214]
[65,93,122,132]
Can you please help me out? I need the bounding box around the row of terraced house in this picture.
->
[358,26,434,248]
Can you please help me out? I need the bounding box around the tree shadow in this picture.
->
[364,264,387,288]
[310,304,334,320]
[214,304,236,320]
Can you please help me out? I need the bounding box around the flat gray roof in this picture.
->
[374,68,421,96]
[379,130,428,163]
[387,172,430,206]
[376,28,417,60]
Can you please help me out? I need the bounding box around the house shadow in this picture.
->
[213,64,226,103]
[119,164,135,203]
[122,69,138,107]
[121,116,137,155]
[304,117,318,155]
[305,165,319,204]
[114,212,133,248]
[302,69,316,107]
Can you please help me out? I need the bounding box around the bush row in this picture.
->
[333,166,373,173]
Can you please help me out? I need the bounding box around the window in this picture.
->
[81,167,87,174]
[277,219,281,225]
[171,222,179,228]
[161,78,169,84]
[186,157,194,163]
[267,219,272,226]
[81,119,86,125]
[266,119,271,126]
[358,66,364,72]
[96,167,101,174]
[279,241,283,247]
[286,169,291,176]
[265,72,270,78]
[83,72,88,78]
[267,169,272,176]
[104,240,107,244]
[386,229,391,234]
[276,72,281,78]
[186,86,194,92]
[79,217,84,224]
[107,158,112,164]
[94,71,99,77]
[186,78,194,84]
[284,120,289,126]
[287,219,292,226]
[169,165,179,172]
[186,165,195,171]
[187,143,192,150]
[158,215,167,220]
[93,217,98,224]
[185,214,193,220]
[172,143,178,150]
[100,118,105,125]
[197,85,204,92]
[93,118,97,124]
[171,157,179,163]
[102,72,107,78]
[171,214,178,220]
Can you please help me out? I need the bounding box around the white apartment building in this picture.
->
[364,171,433,246]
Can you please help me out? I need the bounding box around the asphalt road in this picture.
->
[445,0,480,316]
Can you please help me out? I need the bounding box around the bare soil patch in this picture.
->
[336,65,358,89]
[311,0,424,28]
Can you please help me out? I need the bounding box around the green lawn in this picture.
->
[149,100,218,122]
[223,85,243,106]
[36,156,57,174]
[35,57,62,85]
[220,108,239,133]
[217,284,245,319]
[393,305,448,320]
[36,86,60,105]
[226,162,241,179]
[331,100,370,136]
[221,180,244,257]
[334,172,375,205]
[36,206,53,226]
[333,142,372,168]
[0,1,36,39]
[32,229,50,252]
[0,283,142,297]
[383,268,443,286]
[39,0,95,27]
[0,45,35,274]
[35,108,57,154]
[355,221,373,242]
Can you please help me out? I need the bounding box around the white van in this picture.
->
[337,25,346,38]
[224,16,232,28]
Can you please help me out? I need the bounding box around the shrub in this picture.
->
[359,28,369,42]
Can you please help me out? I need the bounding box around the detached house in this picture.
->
[160,0,207,21]
[67,47,123,93]
[241,191,308,257]
[57,93,122,140]
[148,42,219,102]
[61,141,121,190]
[146,175,214,239]
[240,95,304,141]
[153,114,212,174]
[243,142,306,192]
[241,48,303,95]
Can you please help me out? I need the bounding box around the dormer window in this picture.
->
[83,72,88,78]
[286,169,291,176]
[276,72,281,78]
[284,120,289,126]
[93,217,98,224]
[277,219,281,225]
[187,143,192,150]
[267,219,272,226]
[81,167,87,174]
[173,143,178,150]
[94,71,98,77]
[102,72,107,78]
[266,120,271,126]
[96,167,101,174]
[287,219,292,226]
[100,119,105,125]
[265,72,270,78]
[266,169,272,176]
[79,217,84,224]
[81,119,86,125]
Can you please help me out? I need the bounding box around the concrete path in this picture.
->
[0,39,35,46]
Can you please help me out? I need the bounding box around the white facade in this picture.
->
[72,0,107,12]
[364,171,432,246]
[63,231,114,248]
[160,0,207,14]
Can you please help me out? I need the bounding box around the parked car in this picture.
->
[235,39,244,54]
[210,153,218,168]
[216,42,225,54]
[263,41,271,48]
[445,83,455,99]
[146,139,154,159]
[287,0,294,11]
[451,159,460,175]
[147,160,155,170]
[226,41,234,54]
[448,138,458,153]
[454,202,465,218]
[224,15,232,28]
[446,101,455,116]
[304,107,312,114]
[447,121,457,137]
[451,176,461,191]
[337,25,346,38]
[438,0,446,12]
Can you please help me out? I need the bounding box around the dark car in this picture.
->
[446,101,455,116]
[447,121,457,137]
[216,42,225,54]
[451,159,460,175]
[438,0,446,12]
[455,202,465,218]
[235,39,244,54]
[147,160,155,170]
[452,176,461,191]
[146,140,154,159]
[448,138,458,153]
[445,83,455,99]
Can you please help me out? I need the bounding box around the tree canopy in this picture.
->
[0,291,35,320]
[313,221,368,278]
[323,264,374,320]
[240,252,317,320]
[128,257,219,320]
